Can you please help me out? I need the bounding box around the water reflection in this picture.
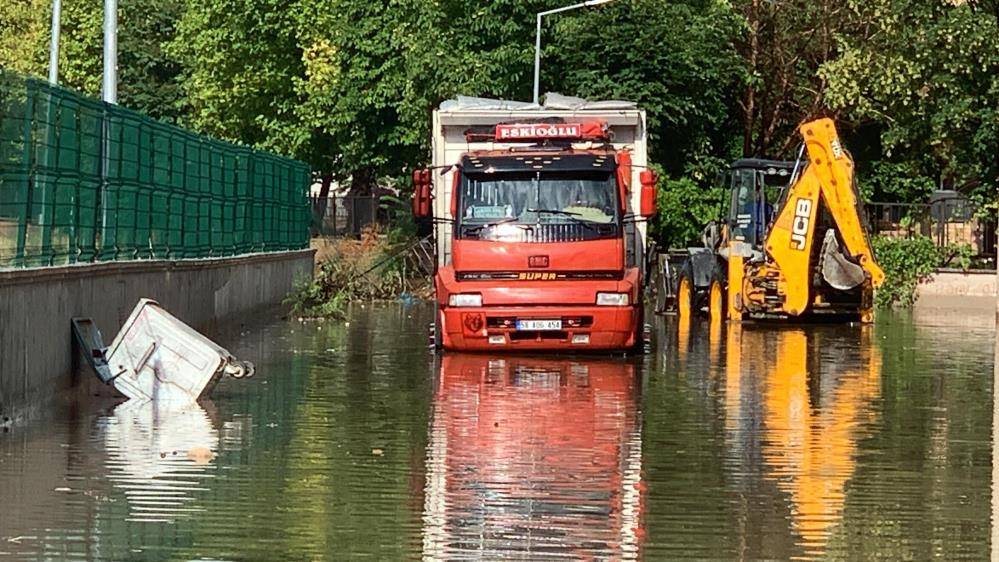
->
[1,304,993,560]
[720,324,881,559]
[422,354,644,560]
[95,399,219,522]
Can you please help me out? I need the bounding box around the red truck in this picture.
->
[412,96,657,352]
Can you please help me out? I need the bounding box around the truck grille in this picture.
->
[461,223,617,242]
[458,271,619,281]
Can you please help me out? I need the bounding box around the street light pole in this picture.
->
[102,0,117,103]
[48,0,61,84]
[532,0,614,105]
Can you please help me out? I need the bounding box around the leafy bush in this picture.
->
[651,176,726,248]
[872,235,974,308]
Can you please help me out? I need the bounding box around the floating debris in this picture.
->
[73,299,254,403]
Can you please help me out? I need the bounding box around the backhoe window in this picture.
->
[729,169,765,246]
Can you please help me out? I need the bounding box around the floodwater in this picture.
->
[0,303,995,560]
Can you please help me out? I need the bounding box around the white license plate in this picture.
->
[516,319,562,331]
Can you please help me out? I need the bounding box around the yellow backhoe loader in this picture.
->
[676,118,885,323]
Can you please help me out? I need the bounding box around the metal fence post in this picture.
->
[13,81,35,267]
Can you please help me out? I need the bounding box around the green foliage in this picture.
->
[169,0,305,153]
[549,0,744,176]
[859,161,937,203]
[872,235,975,309]
[380,196,418,244]
[285,271,350,319]
[939,241,975,271]
[872,236,939,309]
[285,256,411,319]
[821,0,999,199]
[0,0,49,76]
[2,0,995,240]
[652,176,726,248]
[0,0,186,123]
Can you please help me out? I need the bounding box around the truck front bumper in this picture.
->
[439,305,639,351]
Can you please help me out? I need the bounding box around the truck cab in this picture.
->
[413,98,656,351]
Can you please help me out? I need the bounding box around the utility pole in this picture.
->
[99,0,118,257]
[532,0,614,105]
[47,0,61,84]
[102,0,117,103]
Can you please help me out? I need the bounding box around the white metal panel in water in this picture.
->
[105,299,236,402]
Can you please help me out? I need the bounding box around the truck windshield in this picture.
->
[458,171,619,242]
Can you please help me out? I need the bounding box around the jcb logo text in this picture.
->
[790,198,812,250]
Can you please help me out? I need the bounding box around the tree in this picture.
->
[733,0,863,159]
[289,0,421,192]
[821,0,999,200]
[0,0,49,76]
[0,0,186,123]
[170,0,304,152]
[549,0,744,177]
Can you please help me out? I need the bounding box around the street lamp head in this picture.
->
[583,0,613,6]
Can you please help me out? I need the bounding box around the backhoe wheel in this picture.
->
[708,275,726,325]
[677,266,696,322]
[654,264,669,314]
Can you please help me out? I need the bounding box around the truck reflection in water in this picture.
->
[95,399,219,523]
[721,324,882,559]
[422,354,644,560]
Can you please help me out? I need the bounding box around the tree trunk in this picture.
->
[742,0,760,156]
[347,167,377,237]
[314,173,333,236]
[349,166,377,196]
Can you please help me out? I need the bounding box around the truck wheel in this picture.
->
[629,304,650,355]
[431,309,443,351]
[708,274,726,325]
[677,265,696,322]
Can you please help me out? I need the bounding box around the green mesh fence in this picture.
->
[0,70,311,268]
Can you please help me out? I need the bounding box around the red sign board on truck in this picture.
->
[494,120,608,141]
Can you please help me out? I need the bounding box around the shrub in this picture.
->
[871,235,974,308]
[285,225,431,319]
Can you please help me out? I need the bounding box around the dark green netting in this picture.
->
[0,70,310,268]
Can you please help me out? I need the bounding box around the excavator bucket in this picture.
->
[819,229,867,290]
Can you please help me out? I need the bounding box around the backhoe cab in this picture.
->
[677,118,885,323]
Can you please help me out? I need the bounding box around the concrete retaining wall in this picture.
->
[915,268,997,299]
[912,268,997,328]
[0,250,313,417]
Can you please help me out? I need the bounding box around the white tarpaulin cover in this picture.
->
[440,93,637,112]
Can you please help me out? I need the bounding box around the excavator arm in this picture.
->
[765,118,885,316]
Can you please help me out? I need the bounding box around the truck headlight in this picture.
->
[596,292,630,306]
[448,293,482,307]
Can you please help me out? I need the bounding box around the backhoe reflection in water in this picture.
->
[422,354,644,560]
[718,323,882,559]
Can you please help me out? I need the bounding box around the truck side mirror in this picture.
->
[411,169,432,218]
[639,170,658,217]
[616,151,632,213]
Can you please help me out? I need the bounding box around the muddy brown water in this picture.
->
[0,303,994,560]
